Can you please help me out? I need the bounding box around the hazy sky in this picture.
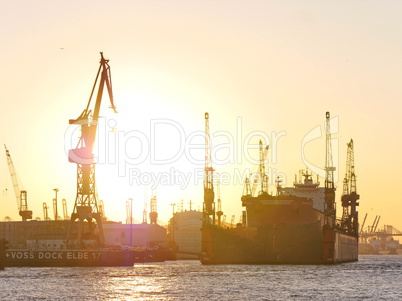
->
[1,1,401,231]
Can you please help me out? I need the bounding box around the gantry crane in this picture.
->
[322,112,337,261]
[203,112,215,225]
[341,139,360,234]
[43,202,50,221]
[242,141,268,198]
[62,199,69,220]
[216,173,223,227]
[4,144,32,221]
[66,53,117,247]
[149,195,158,224]
[324,112,336,226]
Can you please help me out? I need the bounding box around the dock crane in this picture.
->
[216,173,223,227]
[4,145,32,221]
[203,112,215,225]
[43,202,50,220]
[324,112,336,226]
[66,53,117,247]
[322,112,337,261]
[149,195,158,224]
[341,139,360,234]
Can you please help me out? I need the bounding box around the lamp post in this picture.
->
[170,203,176,246]
[53,188,59,221]
[128,197,133,247]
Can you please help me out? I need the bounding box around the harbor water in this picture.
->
[0,255,401,300]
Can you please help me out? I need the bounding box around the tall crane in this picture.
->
[203,112,215,225]
[62,199,69,220]
[257,141,269,196]
[324,112,336,227]
[216,173,223,227]
[43,202,50,221]
[66,53,117,247]
[142,197,148,224]
[4,145,32,221]
[341,139,360,234]
[149,195,158,224]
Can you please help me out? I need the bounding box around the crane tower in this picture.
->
[149,195,158,224]
[203,112,215,225]
[324,112,336,227]
[66,53,117,247]
[4,145,32,221]
[341,139,360,234]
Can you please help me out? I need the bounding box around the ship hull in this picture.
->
[4,249,138,267]
[201,222,358,265]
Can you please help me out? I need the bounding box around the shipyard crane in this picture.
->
[243,142,268,197]
[203,112,215,225]
[149,195,158,224]
[126,199,132,224]
[43,202,50,221]
[257,141,269,196]
[341,139,360,234]
[322,112,337,261]
[66,53,117,247]
[53,198,61,220]
[142,197,148,224]
[216,173,223,227]
[324,112,336,226]
[62,199,69,220]
[4,145,32,221]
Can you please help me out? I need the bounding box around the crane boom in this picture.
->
[4,144,32,221]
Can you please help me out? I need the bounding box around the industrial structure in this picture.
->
[66,52,117,248]
[203,112,215,226]
[201,112,359,264]
[340,139,360,234]
[4,145,32,221]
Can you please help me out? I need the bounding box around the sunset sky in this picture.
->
[1,1,401,231]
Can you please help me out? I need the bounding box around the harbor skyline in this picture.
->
[1,1,401,231]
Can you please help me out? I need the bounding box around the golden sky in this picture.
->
[1,1,401,231]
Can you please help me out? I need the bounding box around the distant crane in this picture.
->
[324,112,336,226]
[66,53,117,247]
[142,197,148,224]
[242,142,268,198]
[230,215,235,227]
[322,112,337,261]
[341,139,360,234]
[126,198,132,224]
[43,202,50,221]
[4,144,32,221]
[216,173,223,227]
[53,198,61,221]
[62,199,69,220]
[203,112,215,225]
[149,195,158,224]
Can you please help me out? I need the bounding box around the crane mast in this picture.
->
[324,112,336,227]
[4,145,32,221]
[149,195,158,224]
[203,112,215,225]
[216,173,223,227]
[257,141,269,196]
[66,53,117,247]
[341,139,360,234]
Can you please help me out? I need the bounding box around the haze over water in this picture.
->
[1,256,401,300]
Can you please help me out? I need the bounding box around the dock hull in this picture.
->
[5,249,137,267]
[201,223,358,265]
